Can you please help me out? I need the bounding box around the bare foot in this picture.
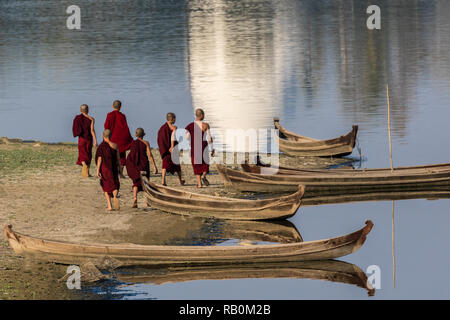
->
[132,199,138,208]
[81,163,89,178]
[113,198,120,211]
[106,207,113,212]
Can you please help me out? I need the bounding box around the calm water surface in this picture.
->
[1,0,450,299]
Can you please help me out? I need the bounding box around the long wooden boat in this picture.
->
[218,162,450,194]
[4,221,373,267]
[274,118,358,157]
[237,164,450,204]
[116,260,375,296]
[141,176,304,220]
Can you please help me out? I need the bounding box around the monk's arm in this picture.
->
[206,127,213,144]
[169,126,177,152]
[206,124,214,155]
[146,143,158,174]
[90,118,98,147]
[114,145,125,177]
[96,157,102,179]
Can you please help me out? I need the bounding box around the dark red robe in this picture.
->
[95,141,120,195]
[185,122,209,175]
[104,110,133,166]
[72,114,93,166]
[125,139,150,191]
[157,123,181,174]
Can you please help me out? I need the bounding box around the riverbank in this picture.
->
[0,137,349,299]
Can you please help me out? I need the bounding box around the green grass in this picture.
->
[0,144,77,176]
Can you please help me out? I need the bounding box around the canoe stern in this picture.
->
[352,220,374,253]
[4,224,25,254]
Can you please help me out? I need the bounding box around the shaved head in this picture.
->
[135,127,145,138]
[113,100,122,110]
[166,112,176,121]
[103,129,112,139]
[195,108,204,120]
[80,104,89,114]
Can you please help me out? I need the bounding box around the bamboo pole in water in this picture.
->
[387,83,396,288]
[392,200,396,288]
[387,84,394,171]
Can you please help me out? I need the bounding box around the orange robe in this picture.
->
[95,141,120,196]
[104,110,133,166]
[72,114,93,166]
[126,139,150,191]
[185,122,209,175]
[157,123,181,174]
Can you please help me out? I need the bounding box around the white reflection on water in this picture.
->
[188,0,283,151]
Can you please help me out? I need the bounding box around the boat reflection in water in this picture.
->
[91,216,374,297]
[95,213,303,246]
[114,260,375,297]
[302,188,450,207]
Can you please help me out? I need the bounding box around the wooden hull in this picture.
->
[274,118,358,157]
[117,260,374,296]
[142,176,304,220]
[218,163,450,194]
[4,221,373,267]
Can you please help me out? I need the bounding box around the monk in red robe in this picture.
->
[157,112,184,186]
[96,129,122,211]
[104,100,133,167]
[72,104,97,177]
[126,128,158,208]
[185,108,214,188]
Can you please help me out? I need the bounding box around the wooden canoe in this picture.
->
[240,163,450,204]
[116,260,375,296]
[141,175,304,220]
[4,221,373,267]
[218,162,450,194]
[274,118,358,157]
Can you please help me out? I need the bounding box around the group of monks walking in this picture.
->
[72,100,214,211]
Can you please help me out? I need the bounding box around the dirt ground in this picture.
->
[0,138,349,299]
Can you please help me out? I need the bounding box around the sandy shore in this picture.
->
[0,137,349,299]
